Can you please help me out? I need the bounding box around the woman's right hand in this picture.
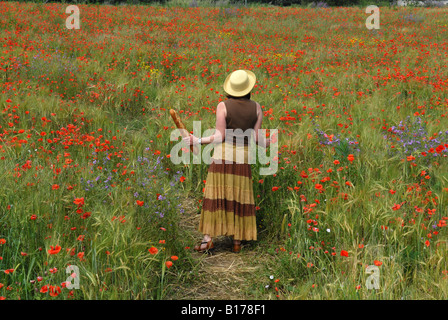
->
[265,138,271,148]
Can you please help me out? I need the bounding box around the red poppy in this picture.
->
[40,285,48,293]
[272,186,279,192]
[436,145,446,153]
[67,248,75,256]
[81,212,91,219]
[73,198,84,206]
[49,285,61,297]
[148,246,158,255]
[179,176,186,182]
[77,252,85,261]
[165,261,173,269]
[136,200,144,206]
[340,250,349,257]
[48,245,62,255]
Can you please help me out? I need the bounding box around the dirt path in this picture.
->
[170,197,273,300]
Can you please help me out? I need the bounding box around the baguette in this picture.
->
[169,109,199,155]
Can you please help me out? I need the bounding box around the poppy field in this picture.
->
[1,0,448,300]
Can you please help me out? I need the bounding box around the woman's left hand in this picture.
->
[183,134,200,146]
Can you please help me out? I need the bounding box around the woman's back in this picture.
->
[224,98,258,146]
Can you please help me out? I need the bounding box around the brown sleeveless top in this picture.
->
[224,98,258,146]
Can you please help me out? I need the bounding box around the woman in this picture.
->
[183,69,271,253]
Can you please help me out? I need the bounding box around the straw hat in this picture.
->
[223,69,256,97]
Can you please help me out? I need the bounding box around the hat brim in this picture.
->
[223,70,256,97]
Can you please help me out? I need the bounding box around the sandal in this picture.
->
[194,239,214,253]
[231,241,241,253]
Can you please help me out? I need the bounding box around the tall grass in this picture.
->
[0,0,447,300]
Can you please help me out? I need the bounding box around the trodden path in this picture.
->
[169,197,275,300]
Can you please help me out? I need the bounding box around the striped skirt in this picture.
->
[199,142,257,241]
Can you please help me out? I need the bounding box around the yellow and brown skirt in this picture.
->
[199,142,257,241]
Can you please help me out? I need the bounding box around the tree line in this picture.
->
[10,0,393,7]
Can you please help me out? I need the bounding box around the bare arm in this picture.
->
[183,102,226,145]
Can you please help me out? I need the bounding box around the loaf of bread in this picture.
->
[170,109,199,155]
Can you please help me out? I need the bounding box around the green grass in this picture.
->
[0,0,448,300]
